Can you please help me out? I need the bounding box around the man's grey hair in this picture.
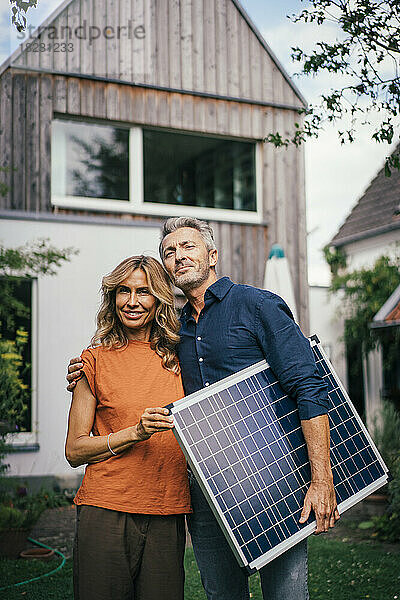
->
[159,217,217,259]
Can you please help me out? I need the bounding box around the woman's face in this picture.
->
[115,269,157,341]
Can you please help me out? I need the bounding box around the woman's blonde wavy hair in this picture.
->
[91,256,180,374]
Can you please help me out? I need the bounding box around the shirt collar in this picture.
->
[204,277,234,301]
[180,277,234,322]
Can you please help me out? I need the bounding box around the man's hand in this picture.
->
[300,414,340,533]
[135,408,174,441]
[66,356,83,392]
[299,479,340,533]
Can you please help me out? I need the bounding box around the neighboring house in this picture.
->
[327,150,400,427]
[0,0,309,487]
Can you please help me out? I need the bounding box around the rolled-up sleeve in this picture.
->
[254,293,329,420]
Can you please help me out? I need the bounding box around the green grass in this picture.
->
[0,539,399,600]
[308,536,400,600]
[0,555,73,599]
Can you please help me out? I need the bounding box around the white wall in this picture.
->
[345,230,400,270]
[309,286,346,386]
[0,216,161,479]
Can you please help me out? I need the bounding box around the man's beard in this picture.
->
[172,262,211,291]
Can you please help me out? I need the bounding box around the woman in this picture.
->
[65,255,191,600]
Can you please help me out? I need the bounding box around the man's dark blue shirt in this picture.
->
[177,277,328,421]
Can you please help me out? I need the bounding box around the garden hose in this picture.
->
[0,537,66,591]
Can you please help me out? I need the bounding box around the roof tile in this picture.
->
[331,146,400,244]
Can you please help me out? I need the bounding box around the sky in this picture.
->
[0,0,396,285]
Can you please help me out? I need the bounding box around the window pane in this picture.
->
[143,130,256,211]
[52,120,129,201]
[0,278,32,432]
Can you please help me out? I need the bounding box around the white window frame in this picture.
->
[52,123,263,224]
[5,278,39,449]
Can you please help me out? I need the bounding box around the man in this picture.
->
[68,216,339,600]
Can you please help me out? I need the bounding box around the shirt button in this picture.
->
[205,382,210,387]
[199,357,203,362]
[197,336,202,341]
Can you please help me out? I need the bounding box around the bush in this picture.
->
[372,403,400,542]
[372,401,400,474]
[0,505,26,530]
[0,486,70,532]
[372,455,400,542]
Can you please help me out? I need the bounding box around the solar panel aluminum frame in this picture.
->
[167,336,388,573]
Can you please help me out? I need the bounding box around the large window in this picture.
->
[52,120,129,202]
[0,277,35,438]
[52,119,261,222]
[143,129,256,212]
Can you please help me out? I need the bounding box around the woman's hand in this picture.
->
[135,408,174,441]
[66,356,83,392]
[66,380,174,467]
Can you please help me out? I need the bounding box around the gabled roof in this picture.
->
[0,0,307,109]
[331,147,400,247]
[371,284,400,329]
[0,0,73,76]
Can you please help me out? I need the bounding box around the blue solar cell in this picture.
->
[235,420,249,438]
[216,430,230,449]
[221,488,236,510]
[225,511,235,529]
[204,456,219,476]
[241,479,256,498]
[206,435,221,454]
[200,398,213,416]
[242,545,254,563]
[190,444,201,462]
[239,499,253,520]
[196,439,211,459]
[285,515,300,536]
[257,534,271,553]
[231,483,246,504]
[238,522,253,543]
[243,437,257,454]
[224,469,238,487]
[225,428,236,445]
[246,396,259,413]
[244,415,257,431]
[229,505,245,526]
[179,409,194,427]
[198,419,213,438]
[212,472,228,492]
[248,516,263,537]
[191,403,204,422]
[265,527,281,548]
[188,424,202,443]
[237,402,250,418]
[254,411,268,428]
[277,457,293,477]
[237,380,251,398]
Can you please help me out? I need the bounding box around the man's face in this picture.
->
[161,227,217,291]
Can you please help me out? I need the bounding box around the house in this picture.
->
[0,0,309,488]
[327,150,400,426]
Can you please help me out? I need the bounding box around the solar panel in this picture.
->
[166,335,388,573]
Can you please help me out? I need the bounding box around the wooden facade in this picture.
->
[0,0,309,330]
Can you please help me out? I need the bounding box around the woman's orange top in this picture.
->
[73,340,191,515]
